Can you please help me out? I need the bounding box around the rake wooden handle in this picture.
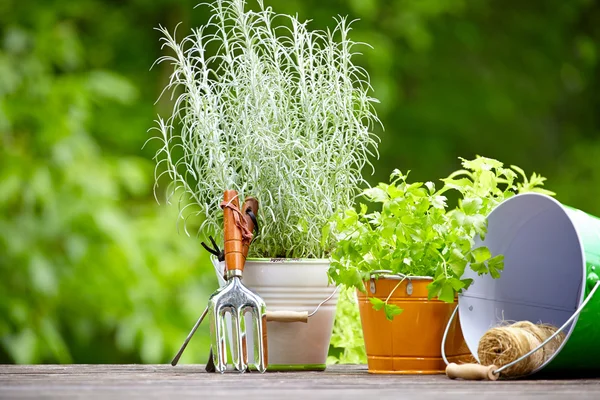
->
[445,363,499,381]
[241,196,259,260]
[223,190,245,272]
[266,311,309,323]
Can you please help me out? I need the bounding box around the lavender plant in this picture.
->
[151,0,380,258]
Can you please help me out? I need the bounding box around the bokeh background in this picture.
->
[1,0,599,364]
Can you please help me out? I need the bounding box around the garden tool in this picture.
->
[170,194,259,369]
[171,191,310,372]
[207,189,267,373]
[204,195,259,372]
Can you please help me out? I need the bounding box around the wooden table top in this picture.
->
[1,364,599,400]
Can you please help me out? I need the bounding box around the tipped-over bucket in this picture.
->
[459,193,600,375]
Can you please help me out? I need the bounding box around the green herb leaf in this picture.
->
[363,187,388,202]
[487,254,505,279]
[425,181,435,194]
[471,246,492,263]
[440,177,472,191]
[462,156,504,171]
[461,278,474,290]
[426,279,443,300]
[448,277,466,291]
[470,261,487,275]
[432,195,447,209]
[439,282,456,303]
[449,259,467,277]
[462,197,483,215]
[369,297,385,311]
[384,304,403,321]
[359,203,369,215]
[338,268,366,292]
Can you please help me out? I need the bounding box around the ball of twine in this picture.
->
[477,321,565,377]
[537,323,566,357]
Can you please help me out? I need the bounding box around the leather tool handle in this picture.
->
[266,311,309,323]
[241,196,259,260]
[445,363,499,381]
[223,190,244,273]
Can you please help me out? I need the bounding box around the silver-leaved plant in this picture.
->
[151,0,380,258]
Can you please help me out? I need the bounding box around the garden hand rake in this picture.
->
[171,192,307,371]
[207,190,268,373]
[170,193,259,369]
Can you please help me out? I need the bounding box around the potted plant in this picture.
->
[326,156,554,373]
[151,0,379,370]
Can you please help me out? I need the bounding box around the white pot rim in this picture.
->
[246,257,330,264]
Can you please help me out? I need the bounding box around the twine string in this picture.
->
[220,199,254,244]
[492,280,599,376]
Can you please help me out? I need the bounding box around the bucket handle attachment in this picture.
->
[368,270,431,296]
[442,280,600,379]
[261,286,339,323]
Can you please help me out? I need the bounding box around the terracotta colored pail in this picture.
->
[358,276,471,374]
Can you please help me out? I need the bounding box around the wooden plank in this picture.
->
[0,364,599,400]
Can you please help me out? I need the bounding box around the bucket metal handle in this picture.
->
[308,286,339,317]
[259,285,339,323]
[441,280,600,378]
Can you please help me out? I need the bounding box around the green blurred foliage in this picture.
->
[327,288,366,365]
[1,0,599,364]
[0,0,216,364]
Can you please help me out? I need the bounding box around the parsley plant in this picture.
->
[325,156,554,320]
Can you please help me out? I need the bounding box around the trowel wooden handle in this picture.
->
[445,363,499,381]
[266,311,309,323]
[223,190,244,272]
[241,196,258,260]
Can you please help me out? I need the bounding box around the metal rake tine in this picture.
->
[217,310,229,373]
[230,309,247,372]
[241,329,249,368]
[210,306,228,373]
[251,307,267,373]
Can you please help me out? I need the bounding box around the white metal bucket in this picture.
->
[213,258,338,371]
[458,193,600,374]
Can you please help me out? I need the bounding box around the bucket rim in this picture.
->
[368,270,433,281]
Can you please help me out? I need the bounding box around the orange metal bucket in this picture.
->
[357,277,471,374]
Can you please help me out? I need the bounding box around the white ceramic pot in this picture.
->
[212,257,338,371]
